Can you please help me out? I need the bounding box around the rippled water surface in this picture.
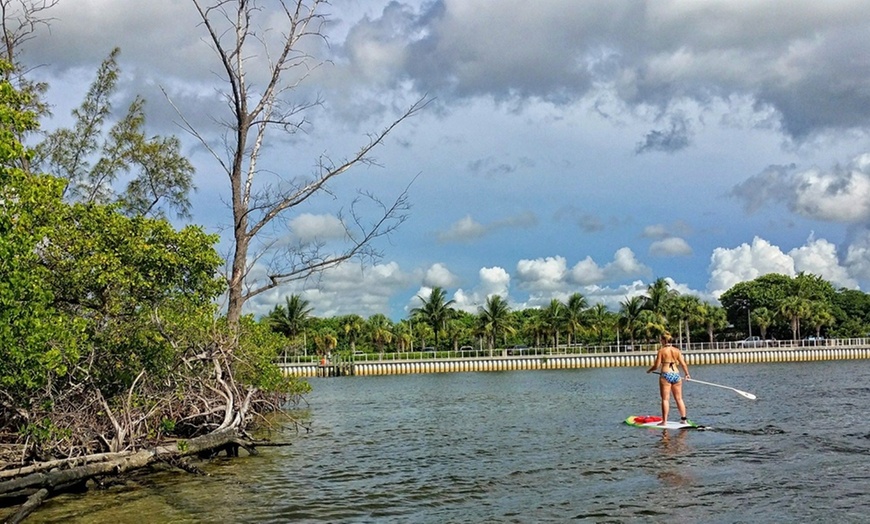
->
[25,361,870,523]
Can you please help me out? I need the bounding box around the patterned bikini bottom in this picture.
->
[661,371,681,384]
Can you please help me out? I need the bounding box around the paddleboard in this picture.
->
[625,415,703,429]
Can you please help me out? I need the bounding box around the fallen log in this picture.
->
[0,427,289,522]
[0,451,132,480]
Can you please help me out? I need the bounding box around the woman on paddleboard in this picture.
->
[646,333,690,426]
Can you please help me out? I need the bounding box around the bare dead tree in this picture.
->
[181,0,426,327]
[0,0,58,69]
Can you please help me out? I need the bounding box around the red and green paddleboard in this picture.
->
[625,415,704,429]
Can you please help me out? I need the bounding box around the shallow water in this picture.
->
[23,360,870,523]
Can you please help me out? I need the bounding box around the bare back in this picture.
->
[654,345,684,373]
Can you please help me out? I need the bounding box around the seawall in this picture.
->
[279,346,870,378]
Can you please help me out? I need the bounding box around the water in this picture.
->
[23,360,870,523]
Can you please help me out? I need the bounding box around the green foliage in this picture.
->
[234,316,312,396]
[37,203,224,396]
[268,294,313,339]
[35,48,194,218]
[19,418,71,446]
[411,287,456,349]
[160,418,176,433]
[0,62,73,399]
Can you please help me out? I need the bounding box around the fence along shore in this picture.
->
[278,337,869,377]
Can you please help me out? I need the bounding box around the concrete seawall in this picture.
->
[279,347,870,378]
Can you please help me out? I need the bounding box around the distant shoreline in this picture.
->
[280,342,870,377]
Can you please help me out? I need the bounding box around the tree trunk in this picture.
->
[0,427,288,521]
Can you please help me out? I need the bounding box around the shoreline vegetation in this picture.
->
[1,1,418,520]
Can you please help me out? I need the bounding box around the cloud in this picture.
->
[642,220,693,239]
[244,261,412,319]
[452,266,511,313]
[23,1,870,143]
[553,205,622,233]
[436,212,538,243]
[635,114,691,154]
[732,154,870,223]
[788,236,858,289]
[337,1,870,140]
[514,248,651,294]
[844,228,870,282]
[288,213,347,243]
[707,237,796,297]
[423,262,460,288]
[649,237,693,257]
[516,256,568,292]
[570,247,651,286]
[467,155,535,177]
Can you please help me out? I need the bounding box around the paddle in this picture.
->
[653,372,757,400]
[687,377,757,400]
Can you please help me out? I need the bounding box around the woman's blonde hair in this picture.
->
[660,332,672,343]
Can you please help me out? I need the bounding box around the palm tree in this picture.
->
[541,299,565,348]
[341,314,365,353]
[643,277,678,326]
[444,317,467,351]
[673,295,703,346]
[618,296,644,347]
[367,314,393,355]
[410,286,456,349]
[751,307,775,340]
[807,302,834,340]
[779,296,811,340]
[268,294,313,339]
[477,295,514,352]
[313,331,338,357]
[586,303,612,347]
[564,292,589,346]
[638,309,667,342]
[521,310,547,348]
[701,304,728,344]
[393,320,414,352]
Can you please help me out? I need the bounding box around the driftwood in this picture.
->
[0,427,290,523]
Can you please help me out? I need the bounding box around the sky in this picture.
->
[20,0,870,320]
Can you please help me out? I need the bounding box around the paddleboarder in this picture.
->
[647,333,691,426]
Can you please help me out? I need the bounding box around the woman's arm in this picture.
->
[646,350,662,373]
[678,351,690,379]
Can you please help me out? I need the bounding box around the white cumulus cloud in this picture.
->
[452,266,511,313]
[733,154,870,224]
[707,237,796,297]
[288,213,347,243]
[423,263,460,288]
[650,237,693,256]
[516,256,568,291]
[789,236,858,289]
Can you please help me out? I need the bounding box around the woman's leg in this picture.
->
[659,379,671,425]
[672,380,687,420]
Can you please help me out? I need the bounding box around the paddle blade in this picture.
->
[736,390,757,400]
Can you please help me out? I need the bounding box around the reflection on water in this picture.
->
[655,430,695,487]
[18,361,870,523]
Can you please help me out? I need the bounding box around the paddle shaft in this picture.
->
[653,372,757,400]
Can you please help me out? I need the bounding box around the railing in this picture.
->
[275,337,870,365]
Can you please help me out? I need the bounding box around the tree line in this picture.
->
[267,274,870,356]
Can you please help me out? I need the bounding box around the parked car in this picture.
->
[803,336,826,346]
[740,336,777,348]
[505,345,529,356]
